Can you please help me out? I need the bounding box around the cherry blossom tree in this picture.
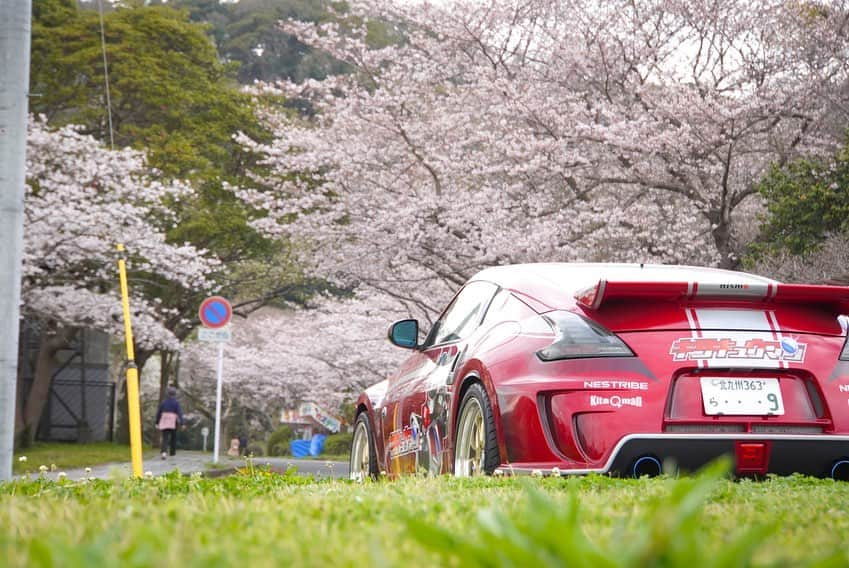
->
[220,1,849,413]
[177,293,405,427]
[751,233,849,284]
[241,0,849,288]
[18,117,221,443]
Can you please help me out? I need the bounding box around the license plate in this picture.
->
[700,377,784,416]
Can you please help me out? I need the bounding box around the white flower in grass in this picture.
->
[144,471,153,479]
[551,467,561,476]
[57,472,67,480]
[18,456,26,463]
[531,469,543,477]
[84,467,92,474]
[39,465,48,473]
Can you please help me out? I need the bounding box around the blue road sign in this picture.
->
[198,296,232,329]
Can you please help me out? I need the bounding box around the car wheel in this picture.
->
[453,382,499,476]
[350,412,378,481]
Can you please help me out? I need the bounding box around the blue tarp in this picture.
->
[309,434,327,456]
[290,440,311,458]
[290,434,327,458]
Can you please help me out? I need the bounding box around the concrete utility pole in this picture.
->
[0,0,33,481]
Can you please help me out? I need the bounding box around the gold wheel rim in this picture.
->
[455,398,485,476]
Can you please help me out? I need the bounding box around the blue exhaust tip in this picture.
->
[831,460,849,481]
[632,455,662,478]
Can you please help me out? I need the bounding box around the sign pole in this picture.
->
[117,244,144,478]
[213,340,224,464]
[198,295,232,465]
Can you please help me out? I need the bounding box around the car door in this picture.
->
[385,281,499,475]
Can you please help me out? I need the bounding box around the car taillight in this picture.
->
[840,316,849,361]
[536,311,634,361]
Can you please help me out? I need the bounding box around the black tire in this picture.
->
[349,412,378,481]
[453,382,500,476]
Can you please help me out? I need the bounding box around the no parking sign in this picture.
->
[198,296,232,329]
[197,296,232,465]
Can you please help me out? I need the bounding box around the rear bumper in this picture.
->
[496,434,849,478]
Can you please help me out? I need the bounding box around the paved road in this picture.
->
[27,451,349,481]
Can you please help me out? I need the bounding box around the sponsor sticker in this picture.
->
[670,337,806,363]
[388,426,420,459]
[590,395,643,408]
[583,380,649,390]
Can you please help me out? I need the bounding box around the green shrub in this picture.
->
[323,432,353,456]
[246,443,265,457]
[266,425,294,457]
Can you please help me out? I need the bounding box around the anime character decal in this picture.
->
[385,343,461,475]
[386,385,450,475]
[410,386,450,475]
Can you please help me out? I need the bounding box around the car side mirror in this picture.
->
[388,319,419,349]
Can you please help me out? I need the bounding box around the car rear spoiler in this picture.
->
[575,280,849,312]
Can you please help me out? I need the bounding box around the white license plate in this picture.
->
[700,377,784,416]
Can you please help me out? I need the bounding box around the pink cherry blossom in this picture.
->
[237,0,849,370]
[24,116,221,349]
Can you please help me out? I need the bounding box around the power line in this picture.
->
[97,0,115,150]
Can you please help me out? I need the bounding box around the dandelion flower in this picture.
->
[84,467,92,474]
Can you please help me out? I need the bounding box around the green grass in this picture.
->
[12,442,153,475]
[2,461,849,567]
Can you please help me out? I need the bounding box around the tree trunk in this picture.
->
[14,326,28,448]
[15,324,75,446]
[709,209,739,270]
[114,349,151,445]
[114,378,129,445]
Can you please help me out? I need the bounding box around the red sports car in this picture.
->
[349,263,849,480]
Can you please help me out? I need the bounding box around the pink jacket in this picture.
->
[158,412,179,430]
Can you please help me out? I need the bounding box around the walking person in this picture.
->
[156,386,184,459]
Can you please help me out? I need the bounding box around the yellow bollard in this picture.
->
[117,244,143,478]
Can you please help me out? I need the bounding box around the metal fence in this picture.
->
[18,322,116,443]
[21,376,116,443]
[40,377,115,442]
